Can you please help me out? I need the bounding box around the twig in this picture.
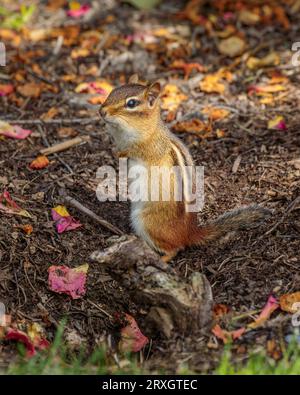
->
[87,299,112,318]
[60,192,124,236]
[3,117,100,125]
[40,136,90,155]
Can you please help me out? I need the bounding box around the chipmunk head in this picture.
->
[99,75,161,149]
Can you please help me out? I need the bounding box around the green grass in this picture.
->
[4,322,143,375]
[3,323,300,375]
[216,341,300,375]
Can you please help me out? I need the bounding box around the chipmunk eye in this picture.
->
[126,98,139,109]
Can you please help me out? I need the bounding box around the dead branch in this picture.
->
[40,136,90,155]
[90,235,213,337]
[60,191,124,236]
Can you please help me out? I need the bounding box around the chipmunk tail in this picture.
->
[190,205,272,246]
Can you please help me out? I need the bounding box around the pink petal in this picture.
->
[5,327,49,357]
[67,4,91,18]
[89,82,107,95]
[120,314,149,352]
[0,190,30,217]
[48,265,87,299]
[0,125,32,139]
[277,120,287,130]
[51,208,82,233]
[248,295,279,329]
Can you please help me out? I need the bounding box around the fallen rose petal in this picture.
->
[0,84,14,96]
[67,3,91,18]
[0,190,31,218]
[48,264,88,299]
[51,205,82,233]
[0,121,32,140]
[5,325,49,358]
[268,115,287,131]
[5,328,35,357]
[248,295,279,329]
[212,324,245,344]
[29,155,50,170]
[120,314,149,352]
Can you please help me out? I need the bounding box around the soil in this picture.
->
[0,0,299,373]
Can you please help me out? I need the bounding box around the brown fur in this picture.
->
[100,81,271,261]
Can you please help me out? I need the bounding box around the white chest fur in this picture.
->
[128,158,156,250]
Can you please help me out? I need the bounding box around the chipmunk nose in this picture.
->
[99,105,107,119]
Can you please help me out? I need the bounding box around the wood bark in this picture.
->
[90,235,213,337]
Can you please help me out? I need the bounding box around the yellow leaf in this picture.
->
[73,263,89,274]
[71,48,90,59]
[69,1,81,10]
[238,9,260,25]
[200,69,233,94]
[18,209,32,218]
[202,106,229,120]
[161,84,188,112]
[53,205,70,217]
[246,52,280,70]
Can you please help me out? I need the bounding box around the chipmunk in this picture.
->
[99,75,270,262]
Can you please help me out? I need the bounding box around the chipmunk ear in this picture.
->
[128,74,139,84]
[146,81,161,107]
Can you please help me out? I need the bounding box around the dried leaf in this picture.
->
[280,292,300,313]
[200,69,233,94]
[213,304,230,318]
[48,264,88,299]
[238,9,260,25]
[0,84,14,96]
[41,107,59,121]
[212,324,245,344]
[29,155,50,170]
[218,36,246,58]
[51,205,83,233]
[0,190,31,218]
[17,82,42,98]
[120,314,149,352]
[172,118,211,136]
[75,80,113,104]
[15,224,33,235]
[246,52,280,70]
[170,59,205,79]
[202,106,230,120]
[161,84,188,112]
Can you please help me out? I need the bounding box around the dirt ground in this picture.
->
[0,0,299,372]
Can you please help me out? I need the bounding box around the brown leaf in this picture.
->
[29,155,50,170]
[218,36,246,58]
[17,83,42,98]
[280,292,300,313]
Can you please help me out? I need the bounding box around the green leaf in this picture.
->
[126,0,162,10]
